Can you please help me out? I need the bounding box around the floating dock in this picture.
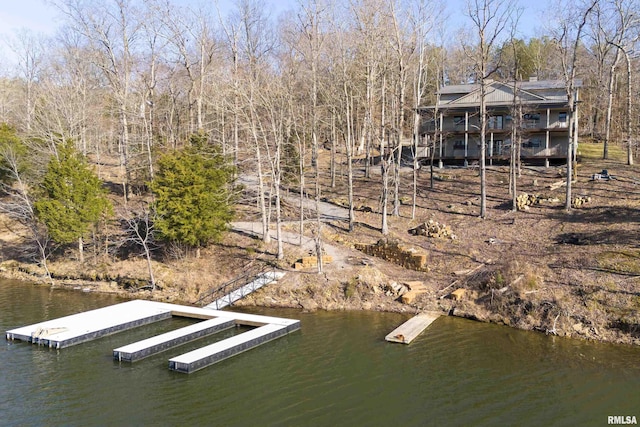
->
[5,300,173,349]
[113,317,235,362]
[169,322,298,373]
[6,300,300,373]
[385,312,441,344]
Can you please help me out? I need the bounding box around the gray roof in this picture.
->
[438,79,581,95]
[439,84,480,94]
[422,79,582,110]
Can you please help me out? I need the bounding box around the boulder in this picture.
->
[299,298,319,312]
[450,288,467,301]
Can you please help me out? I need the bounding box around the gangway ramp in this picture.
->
[203,271,286,310]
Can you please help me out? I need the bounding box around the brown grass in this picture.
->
[2,140,640,344]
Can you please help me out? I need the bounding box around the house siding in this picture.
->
[418,79,578,165]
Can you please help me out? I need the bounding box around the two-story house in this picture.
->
[418,78,580,167]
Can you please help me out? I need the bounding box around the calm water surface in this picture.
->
[1,279,639,426]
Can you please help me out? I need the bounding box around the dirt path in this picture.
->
[233,172,353,269]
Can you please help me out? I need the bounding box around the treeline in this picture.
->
[0,0,638,279]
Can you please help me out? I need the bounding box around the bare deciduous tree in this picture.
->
[120,206,157,290]
[56,0,141,203]
[464,0,515,219]
[552,0,598,211]
[0,144,54,283]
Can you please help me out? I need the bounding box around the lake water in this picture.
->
[1,278,639,426]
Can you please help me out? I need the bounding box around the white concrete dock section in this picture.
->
[6,300,173,349]
[205,271,286,310]
[6,299,301,372]
[113,317,235,362]
[385,312,441,344]
[169,322,298,373]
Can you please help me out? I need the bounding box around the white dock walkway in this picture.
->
[113,317,235,362]
[169,323,296,373]
[6,300,173,349]
[385,312,441,344]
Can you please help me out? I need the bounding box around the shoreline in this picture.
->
[3,263,638,348]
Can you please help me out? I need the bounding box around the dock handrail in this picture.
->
[193,262,275,307]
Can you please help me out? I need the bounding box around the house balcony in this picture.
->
[417,141,568,162]
[422,121,570,135]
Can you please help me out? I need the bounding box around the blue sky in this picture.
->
[0,0,291,37]
[0,0,550,36]
[0,0,61,35]
[0,0,551,58]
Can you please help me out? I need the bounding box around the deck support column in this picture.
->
[438,112,443,168]
[545,108,550,168]
[464,111,469,165]
[489,132,494,166]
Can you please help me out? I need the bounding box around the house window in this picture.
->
[523,113,541,128]
[454,116,465,127]
[524,138,542,148]
[493,140,503,155]
[488,115,503,130]
[453,140,465,150]
[558,112,567,127]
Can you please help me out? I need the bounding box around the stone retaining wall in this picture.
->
[355,239,427,271]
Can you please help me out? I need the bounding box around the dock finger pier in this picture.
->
[6,299,300,374]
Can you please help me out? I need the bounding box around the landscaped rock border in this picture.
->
[354,239,428,271]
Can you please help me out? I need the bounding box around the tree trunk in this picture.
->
[296,126,306,245]
[143,245,156,291]
[330,112,336,188]
[604,51,621,160]
[249,112,270,244]
[381,152,389,236]
[510,100,519,211]
[624,49,634,165]
[120,106,130,204]
[380,75,389,235]
[411,110,420,220]
[343,57,355,232]
[391,5,406,218]
[364,62,374,179]
[565,109,575,211]
[275,174,284,260]
[78,236,84,263]
[480,77,487,219]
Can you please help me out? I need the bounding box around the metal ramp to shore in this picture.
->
[204,271,286,310]
[6,300,300,373]
[195,264,285,310]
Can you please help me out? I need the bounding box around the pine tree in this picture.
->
[0,123,27,187]
[34,141,112,262]
[150,133,235,257]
